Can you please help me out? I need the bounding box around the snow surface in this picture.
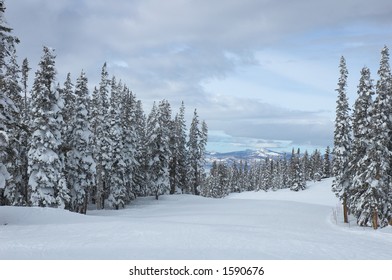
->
[1,178,391,260]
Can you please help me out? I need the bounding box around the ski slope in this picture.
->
[1,178,391,259]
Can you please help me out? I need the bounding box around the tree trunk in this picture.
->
[372,210,378,230]
[343,195,348,223]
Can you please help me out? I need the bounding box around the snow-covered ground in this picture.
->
[1,178,391,259]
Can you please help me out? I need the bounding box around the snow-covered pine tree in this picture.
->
[351,47,392,229]
[243,161,252,191]
[281,154,289,189]
[21,58,30,117]
[230,161,240,192]
[0,55,13,197]
[200,120,208,190]
[169,102,188,194]
[89,86,99,135]
[203,161,218,197]
[0,45,23,205]
[107,77,127,209]
[61,73,75,145]
[133,99,148,196]
[67,70,96,214]
[217,161,230,197]
[237,161,244,192]
[19,57,30,204]
[248,161,259,191]
[302,150,311,181]
[348,66,375,220]
[272,158,283,190]
[58,73,75,206]
[145,102,159,198]
[28,46,70,208]
[1,42,25,205]
[145,101,171,199]
[0,0,26,205]
[332,56,352,223]
[203,161,230,198]
[287,149,295,189]
[120,87,137,201]
[187,109,204,195]
[290,148,306,191]
[310,149,323,182]
[157,99,172,197]
[91,63,111,209]
[323,146,332,178]
[263,158,274,191]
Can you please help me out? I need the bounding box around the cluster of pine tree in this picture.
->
[333,46,392,229]
[203,147,332,198]
[0,2,208,213]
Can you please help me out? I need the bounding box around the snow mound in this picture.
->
[0,206,98,226]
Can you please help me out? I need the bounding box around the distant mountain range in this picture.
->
[205,148,285,168]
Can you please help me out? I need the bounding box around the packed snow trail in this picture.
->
[0,178,391,259]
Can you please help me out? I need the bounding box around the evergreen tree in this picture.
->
[21,58,30,117]
[59,73,74,206]
[145,101,171,199]
[348,66,375,222]
[133,99,148,196]
[61,73,75,145]
[67,70,96,214]
[302,150,311,181]
[169,102,188,194]
[281,154,289,189]
[2,44,24,205]
[200,120,208,187]
[310,149,323,181]
[272,159,283,190]
[120,87,138,201]
[0,0,24,204]
[323,146,332,178]
[107,77,127,209]
[28,46,70,208]
[203,161,230,198]
[91,63,111,209]
[332,56,352,223]
[19,57,30,204]
[290,149,306,191]
[262,158,273,191]
[187,109,207,195]
[203,161,218,197]
[351,47,392,228]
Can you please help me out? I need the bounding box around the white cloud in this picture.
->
[5,0,392,152]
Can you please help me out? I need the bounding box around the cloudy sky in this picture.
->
[5,0,392,153]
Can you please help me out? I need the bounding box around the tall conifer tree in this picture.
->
[107,78,127,209]
[67,71,96,213]
[91,63,111,209]
[332,56,352,223]
[352,47,392,228]
[28,47,69,208]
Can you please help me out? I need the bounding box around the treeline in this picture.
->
[202,147,332,198]
[333,46,392,229]
[0,3,207,213]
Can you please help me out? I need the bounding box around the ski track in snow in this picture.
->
[0,178,391,259]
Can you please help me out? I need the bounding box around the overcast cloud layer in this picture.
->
[6,0,392,152]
